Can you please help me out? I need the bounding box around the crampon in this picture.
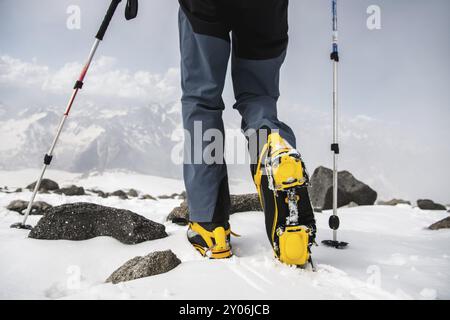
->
[255,132,316,269]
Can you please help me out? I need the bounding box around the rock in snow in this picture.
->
[167,194,262,224]
[127,189,139,197]
[309,166,377,210]
[428,216,450,230]
[26,178,59,192]
[417,199,447,211]
[0,187,22,194]
[230,194,262,213]
[54,185,85,196]
[87,189,109,198]
[106,250,181,284]
[110,190,128,200]
[158,193,184,200]
[378,199,412,206]
[140,194,157,200]
[6,199,52,215]
[167,200,189,225]
[29,202,167,244]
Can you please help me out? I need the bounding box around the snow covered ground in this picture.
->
[0,170,449,300]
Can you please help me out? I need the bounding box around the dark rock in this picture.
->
[0,187,23,194]
[140,194,157,200]
[29,202,167,244]
[34,201,53,213]
[378,199,411,206]
[26,179,59,192]
[309,166,377,210]
[106,250,181,284]
[127,189,139,197]
[7,200,29,213]
[338,170,377,205]
[230,194,261,213]
[171,217,189,226]
[88,189,109,198]
[167,193,262,224]
[158,192,186,200]
[167,200,189,224]
[309,167,350,209]
[98,191,108,198]
[111,190,128,200]
[417,199,447,211]
[428,216,450,230]
[54,185,85,196]
[158,194,173,200]
[7,199,52,215]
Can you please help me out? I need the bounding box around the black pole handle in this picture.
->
[96,0,122,41]
[125,0,138,20]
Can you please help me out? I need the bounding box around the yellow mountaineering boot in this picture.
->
[187,222,233,259]
[253,132,316,267]
[259,132,308,191]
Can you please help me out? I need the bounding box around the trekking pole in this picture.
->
[11,0,138,230]
[322,0,348,249]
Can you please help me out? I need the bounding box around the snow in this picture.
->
[0,169,255,196]
[0,171,449,300]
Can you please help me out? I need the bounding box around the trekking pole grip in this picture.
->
[96,0,122,40]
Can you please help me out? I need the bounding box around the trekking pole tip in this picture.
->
[10,222,33,230]
[321,239,348,249]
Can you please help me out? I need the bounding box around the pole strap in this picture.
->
[125,0,138,20]
[73,80,84,89]
[330,51,339,62]
[331,143,340,154]
[329,215,340,230]
[96,0,122,40]
[43,154,53,165]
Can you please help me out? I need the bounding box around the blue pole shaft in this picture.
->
[332,0,338,51]
[331,0,339,242]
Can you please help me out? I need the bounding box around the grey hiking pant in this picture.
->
[179,0,296,223]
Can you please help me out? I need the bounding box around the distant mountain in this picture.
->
[0,102,182,178]
[0,101,425,203]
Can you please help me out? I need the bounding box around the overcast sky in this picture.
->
[0,0,449,203]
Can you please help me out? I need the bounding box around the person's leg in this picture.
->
[230,0,295,149]
[179,1,231,224]
[230,0,316,265]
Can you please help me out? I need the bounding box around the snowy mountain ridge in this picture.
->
[0,102,182,178]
